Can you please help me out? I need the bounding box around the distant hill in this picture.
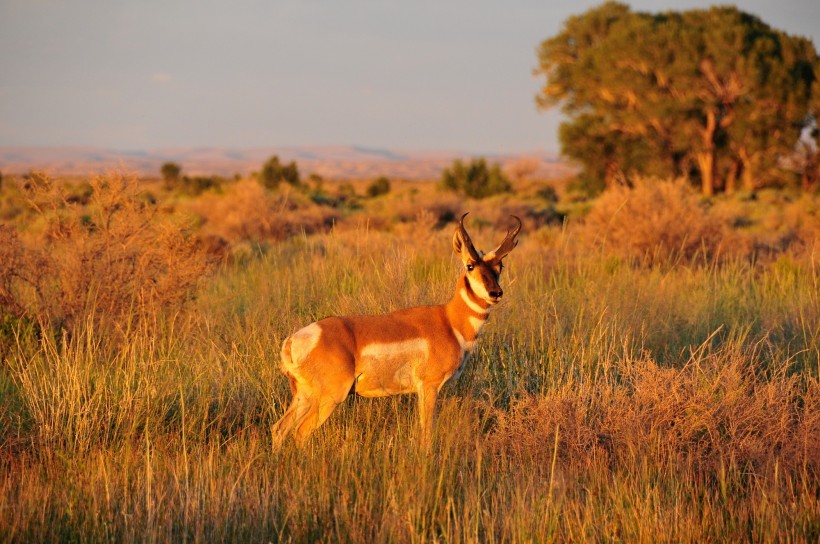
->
[0,145,573,180]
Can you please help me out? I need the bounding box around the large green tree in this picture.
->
[535,2,819,195]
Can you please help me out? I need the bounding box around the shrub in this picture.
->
[179,175,225,196]
[578,177,724,265]
[535,184,559,203]
[568,170,607,197]
[489,345,818,477]
[439,158,512,199]
[186,179,339,246]
[337,182,358,200]
[259,155,300,190]
[366,176,391,198]
[0,171,211,338]
[161,161,182,186]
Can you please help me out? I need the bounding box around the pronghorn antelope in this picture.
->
[272,213,521,447]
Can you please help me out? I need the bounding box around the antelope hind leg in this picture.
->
[271,394,312,449]
[293,377,354,445]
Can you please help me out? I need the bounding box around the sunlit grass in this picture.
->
[1,218,818,542]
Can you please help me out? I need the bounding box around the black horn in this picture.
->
[456,212,481,260]
[492,215,522,260]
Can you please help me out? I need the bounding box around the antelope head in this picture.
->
[453,213,522,305]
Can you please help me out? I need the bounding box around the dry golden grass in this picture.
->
[0,169,818,541]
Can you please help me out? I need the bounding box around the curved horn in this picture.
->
[456,212,481,260]
[492,215,522,260]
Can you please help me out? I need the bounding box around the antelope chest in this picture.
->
[354,339,432,397]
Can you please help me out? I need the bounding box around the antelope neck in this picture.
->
[447,275,490,345]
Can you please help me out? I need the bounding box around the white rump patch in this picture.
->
[287,323,322,369]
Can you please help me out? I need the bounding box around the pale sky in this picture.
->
[1,0,818,155]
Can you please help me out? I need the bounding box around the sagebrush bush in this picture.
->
[489,344,819,475]
[0,171,210,338]
[578,177,725,265]
[186,179,338,249]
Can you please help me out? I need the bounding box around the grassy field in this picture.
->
[0,171,818,542]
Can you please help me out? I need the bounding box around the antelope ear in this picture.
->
[453,229,464,255]
[452,229,472,265]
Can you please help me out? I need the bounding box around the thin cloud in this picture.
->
[151,72,172,83]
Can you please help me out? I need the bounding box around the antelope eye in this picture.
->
[466,263,474,271]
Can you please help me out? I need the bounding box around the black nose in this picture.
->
[489,289,503,299]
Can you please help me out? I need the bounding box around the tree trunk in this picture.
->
[697,109,717,196]
[725,159,740,194]
[738,147,755,192]
[604,159,624,189]
[696,152,715,196]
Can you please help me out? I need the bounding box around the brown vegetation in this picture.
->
[491,344,818,475]
[576,177,724,264]
[0,171,210,337]
[576,177,820,266]
[186,179,339,251]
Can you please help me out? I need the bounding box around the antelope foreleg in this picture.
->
[417,384,440,449]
